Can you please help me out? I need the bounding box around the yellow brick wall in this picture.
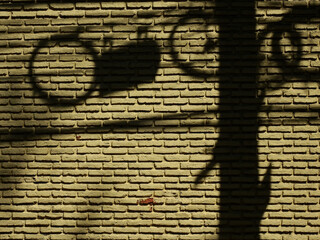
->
[0,1,319,240]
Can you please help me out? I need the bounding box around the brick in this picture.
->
[76,3,101,9]
[49,4,74,10]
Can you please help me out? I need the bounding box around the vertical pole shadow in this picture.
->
[193,1,271,239]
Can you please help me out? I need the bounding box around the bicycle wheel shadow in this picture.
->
[29,30,161,106]
[258,5,320,91]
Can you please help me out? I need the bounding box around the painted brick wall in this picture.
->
[0,1,320,240]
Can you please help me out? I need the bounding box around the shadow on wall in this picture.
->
[259,5,320,90]
[29,27,161,106]
[3,0,320,239]
[23,4,272,239]
[193,4,320,240]
[190,1,271,239]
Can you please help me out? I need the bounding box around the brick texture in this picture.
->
[0,1,320,240]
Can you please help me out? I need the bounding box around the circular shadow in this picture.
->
[169,11,218,78]
[29,34,97,106]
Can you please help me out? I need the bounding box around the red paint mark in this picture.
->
[76,135,81,140]
[138,198,155,205]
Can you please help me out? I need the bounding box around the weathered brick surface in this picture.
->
[0,0,320,239]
